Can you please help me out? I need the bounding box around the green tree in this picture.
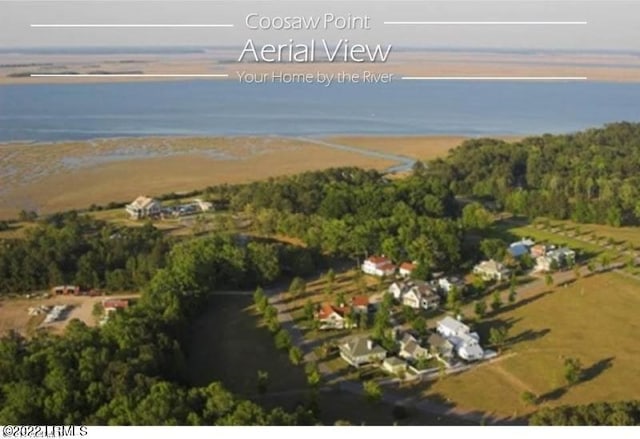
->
[490,291,502,312]
[257,370,269,394]
[363,380,382,404]
[489,326,509,351]
[289,277,306,298]
[288,346,303,366]
[564,357,583,386]
[474,300,487,319]
[303,300,315,324]
[305,362,321,388]
[253,287,268,313]
[521,391,537,406]
[274,329,292,351]
[545,273,554,287]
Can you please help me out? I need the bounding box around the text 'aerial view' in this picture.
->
[1,0,639,432]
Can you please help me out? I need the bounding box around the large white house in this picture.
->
[473,259,510,281]
[362,255,396,277]
[340,336,387,367]
[389,280,440,310]
[436,316,484,361]
[125,196,161,220]
[535,247,576,272]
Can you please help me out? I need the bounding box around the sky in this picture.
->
[0,0,639,51]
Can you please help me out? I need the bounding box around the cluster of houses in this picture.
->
[338,315,487,376]
[472,239,576,280]
[51,285,101,297]
[125,195,212,220]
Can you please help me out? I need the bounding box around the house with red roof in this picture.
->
[315,303,356,330]
[399,262,417,278]
[361,255,396,277]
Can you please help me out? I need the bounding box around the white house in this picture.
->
[436,316,484,362]
[473,259,510,281]
[535,247,576,272]
[398,262,417,278]
[390,280,440,310]
[361,255,396,277]
[398,333,431,361]
[340,336,387,367]
[435,276,465,296]
[125,196,161,220]
[382,357,407,375]
[316,304,355,330]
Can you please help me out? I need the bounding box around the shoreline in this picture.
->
[0,134,481,220]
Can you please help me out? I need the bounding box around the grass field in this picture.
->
[421,272,640,419]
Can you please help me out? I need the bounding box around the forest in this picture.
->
[429,122,640,226]
[0,234,317,425]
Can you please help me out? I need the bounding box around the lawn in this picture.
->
[421,272,640,419]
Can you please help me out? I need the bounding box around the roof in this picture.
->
[341,336,386,357]
[103,299,129,309]
[351,295,369,307]
[428,333,452,348]
[475,259,506,273]
[365,255,392,265]
[508,243,530,257]
[130,196,157,209]
[317,303,349,320]
[438,316,469,334]
[399,262,416,271]
[383,356,406,367]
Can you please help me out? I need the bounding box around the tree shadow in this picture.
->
[582,357,615,382]
[507,328,551,345]
[538,386,568,403]
[491,290,551,316]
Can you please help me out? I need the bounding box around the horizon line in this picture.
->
[30,73,229,77]
[401,76,588,81]
[31,24,234,28]
[384,21,588,25]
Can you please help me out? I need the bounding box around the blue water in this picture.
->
[0,80,639,142]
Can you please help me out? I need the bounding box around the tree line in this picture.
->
[429,122,640,226]
[0,233,318,425]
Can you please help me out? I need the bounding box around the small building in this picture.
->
[434,276,465,296]
[103,299,129,314]
[340,336,387,367]
[351,295,370,314]
[51,285,80,295]
[316,303,355,330]
[398,333,431,361]
[427,333,454,360]
[473,259,510,281]
[508,239,534,258]
[530,244,548,258]
[436,317,484,362]
[398,262,417,278]
[390,280,440,310]
[382,357,408,375]
[361,255,396,277]
[126,196,161,220]
[536,247,576,272]
[193,198,213,212]
[437,316,471,338]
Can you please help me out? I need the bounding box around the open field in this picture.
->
[419,272,640,418]
[0,136,396,220]
[0,293,138,336]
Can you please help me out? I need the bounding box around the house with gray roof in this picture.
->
[339,336,387,368]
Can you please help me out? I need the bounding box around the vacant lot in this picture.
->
[0,293,137,336]
[421,272,640,418]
